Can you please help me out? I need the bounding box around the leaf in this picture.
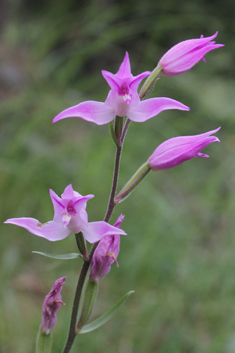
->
[32,251,82,260]
[80,290,134,334]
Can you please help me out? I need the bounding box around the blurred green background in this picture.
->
[0,0,235,352]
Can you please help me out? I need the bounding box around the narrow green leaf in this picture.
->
[32,251,82,260]
[80,290,134,334]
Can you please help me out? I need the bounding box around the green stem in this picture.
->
[104,144,123,223]
[62,261,90,353]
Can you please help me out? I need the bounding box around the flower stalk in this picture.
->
[139,66,162,100]
[114,161,151,204]
[75,232,88,261]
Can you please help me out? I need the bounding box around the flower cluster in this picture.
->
[4,32,223,350]
[4,31,223,277]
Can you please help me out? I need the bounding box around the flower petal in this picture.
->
[53,101,115,125]
[129,71,151,92]
[50,189,66,223]
[127,97,190,122]
[4,218,70,241]
[102,70,122,90]
[82,221,126,244]
[116,52,132,78]
[151,127,221,156]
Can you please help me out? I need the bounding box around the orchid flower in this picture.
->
[4,184,126,243]
[89,214,124,283]
[40,277,66,335]
[52,52,189,125]
[156,32,224,77]
[148,127,220,171]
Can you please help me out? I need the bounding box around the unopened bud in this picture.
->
[40,277,66,335]
[89,215,124,283]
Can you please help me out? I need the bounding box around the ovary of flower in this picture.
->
[4,184,126,243]
[52,52,189,125]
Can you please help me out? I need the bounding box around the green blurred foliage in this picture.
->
[0,0,235,352]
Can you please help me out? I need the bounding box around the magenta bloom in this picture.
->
[40,276,66,335]
[89,215,124,283]
[4,184,126,243]
[53,52,189,125]
[148,127,220,171]
[157,32,224,76]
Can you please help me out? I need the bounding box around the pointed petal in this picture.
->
[113,214,125,228]
[61,184,76,199]
[73,195,94,213]
[82,221,126,244]
[4,218,70,241]
[197,152,209,158]
[102,70,122,90]
[50,189,65,223]
[153,127,221,155]
[116,52,131,78]
[129,71,151,92]
[128,97,190,122]
[53,101,115,125]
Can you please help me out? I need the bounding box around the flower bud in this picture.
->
[156,32,223,76]
[148,128,220,171]
[89,215,124,283]
[40,277,66,335]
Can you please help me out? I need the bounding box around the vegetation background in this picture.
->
[0,0,235,352]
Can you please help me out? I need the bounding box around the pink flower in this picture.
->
[40,276,66,334]
[53,52,189,125]
[4,184,126,243]
[148,127,220,171]
[89,215,124,283]
[157,32,224,76]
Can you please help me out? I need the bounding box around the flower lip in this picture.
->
[118,82,129,96]
[66,200,76,216]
